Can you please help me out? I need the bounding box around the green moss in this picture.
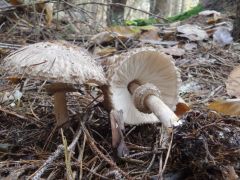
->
[167,4,204,22]
[123,4,204,26]
[124,18,159,26]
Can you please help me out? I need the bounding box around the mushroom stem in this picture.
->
[128,81,179,130]
[54,92,69,126]
[145,95,178,129]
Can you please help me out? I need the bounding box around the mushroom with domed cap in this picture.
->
[2,41,106,126]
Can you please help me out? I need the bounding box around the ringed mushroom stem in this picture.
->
[128,81,179,130]
[54,92,69,127]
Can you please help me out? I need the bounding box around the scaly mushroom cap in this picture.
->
[106,48,181,125]
[2,41,106,85]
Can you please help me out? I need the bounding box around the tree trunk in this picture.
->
[153,0,171,17]
[233,0,240,41]
[172,0,181,15]
[149,0,156,16]
[107,0,127,25]
[181,0,186,12]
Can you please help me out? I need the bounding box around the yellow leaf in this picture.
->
[208,99,240,116]
[226,65,240,98]
[43,2,54,26]
[93,46,117,56]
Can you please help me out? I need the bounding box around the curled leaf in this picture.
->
[208,99,240,116]
[226,65,240,98]
[175,97,190,117]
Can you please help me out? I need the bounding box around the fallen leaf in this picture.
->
[177,24,208,41]
[161,29,176,40]
[213,27,233,47]
[161,46,185,56]
[7,76,22,84]
[108,26,139,39]
[139,28,161,41]
[208,99,240,116]
[226,65,240,98]
[207,13,222,24]
[199,10,221,17]
[223,166,239,180]
[43,2,54,26]
[184,43,197,51]
[89,31,115,45]
[93,46,117,56]
[175,97,190,117]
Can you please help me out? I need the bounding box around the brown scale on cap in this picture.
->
[2,41,106,126]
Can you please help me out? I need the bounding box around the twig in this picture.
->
[72,2,168,21]
[0,42,21,49]
[158,128,173,179]
[61,129,74,180]
[81,122,133,180]
[78,133,86,180]
[0,106,43,125]
[29,127,82,180]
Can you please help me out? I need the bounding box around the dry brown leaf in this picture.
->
[226,65,240,98]
[161,30,176,40]
[177,24,208,41]
[223,166,239,180]
[6,76,22,84]
[93,46,117,56]
[139,28,161,41]
[42,2,54,26]
[207,15,221,25]
[108,26,139,39]
[175,97,190,117]
[161,46,185,57]
[208,99,240,116]
[90,31,115,45]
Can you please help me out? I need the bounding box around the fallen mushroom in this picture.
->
[104,48,182,130]
[2,41,106,126]
[103,48,181,156]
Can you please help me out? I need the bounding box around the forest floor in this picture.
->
[0,4,240,180]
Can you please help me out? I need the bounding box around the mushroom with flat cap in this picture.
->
[2,41,106,126]
[104,47,181,131]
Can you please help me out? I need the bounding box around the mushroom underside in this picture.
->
[108,50,181,127]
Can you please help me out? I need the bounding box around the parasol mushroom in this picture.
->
[104,48,182,131]
[2,41,106,126]
[102,48,181,157]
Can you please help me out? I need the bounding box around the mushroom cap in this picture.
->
[226,65,240,98]
[106,48,181,125]
[2,41,106,86]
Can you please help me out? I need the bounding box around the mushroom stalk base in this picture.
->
[54,92,68,127]
[145,95,178,129]
[128,81,179,129]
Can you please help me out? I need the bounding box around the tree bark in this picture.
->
[233,0,240,41]
[107,0,127,25]
[149,0,156,16]
[181,0,186,12]
[153,0,171,17]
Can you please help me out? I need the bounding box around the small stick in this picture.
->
[81,122,133,180]
[29,128,82,180]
